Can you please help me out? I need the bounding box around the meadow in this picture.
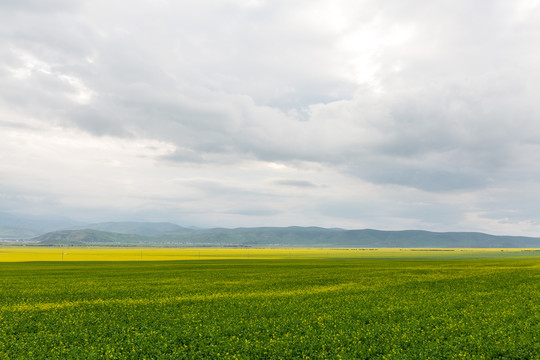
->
[0,249,539,359]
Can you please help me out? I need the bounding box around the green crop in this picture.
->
[1,258,538,359]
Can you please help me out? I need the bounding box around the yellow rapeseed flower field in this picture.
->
[0,246,538,262]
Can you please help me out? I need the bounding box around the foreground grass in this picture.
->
[1,257,539,359]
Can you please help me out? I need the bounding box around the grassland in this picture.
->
[1,249,539,359]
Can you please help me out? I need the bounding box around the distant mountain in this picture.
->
[79,221,193,236]
[0,225,41,239]
[0,212,193,239]
[29,227,540,248]
[36,229,148,246]
[333,229,540,248]
[153,226,344,246]
[0,212,84,239]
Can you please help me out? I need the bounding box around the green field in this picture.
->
[1,256,539,359]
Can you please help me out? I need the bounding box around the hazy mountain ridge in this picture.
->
[36,229,148,246]
[0,212,84,239]
[29,227,540,248]
[76,222,193,236]
[0,214,192,239]
[2,213,539,247]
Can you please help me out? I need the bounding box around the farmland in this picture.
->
[1,249,539,359]
[1,247,539,262]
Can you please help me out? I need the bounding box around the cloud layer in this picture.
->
[2,0,540,234]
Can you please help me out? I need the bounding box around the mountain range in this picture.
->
[1,213,539,248]
[22,225,540,248]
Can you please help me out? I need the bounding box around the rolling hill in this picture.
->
[30,227,540,248]
[36,229,148,246]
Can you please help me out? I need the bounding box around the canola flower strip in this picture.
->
[0,257,539,359]
[1,246,539,262]
[2,283,358,313]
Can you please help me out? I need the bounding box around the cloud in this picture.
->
[273,179,318,188]
[2,0,540,234]
[228,207,282,217]
[0,0,78,13]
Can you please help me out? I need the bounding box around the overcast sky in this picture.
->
[2,0,540,234]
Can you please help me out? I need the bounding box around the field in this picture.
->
[1,249,539,359]
[1,247,539,262]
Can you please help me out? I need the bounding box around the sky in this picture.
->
[2,0,540,235]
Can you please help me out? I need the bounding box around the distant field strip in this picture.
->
[0,246,539,262]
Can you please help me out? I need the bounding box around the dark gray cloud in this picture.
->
[357,166,489,192]
[273,180,318,188]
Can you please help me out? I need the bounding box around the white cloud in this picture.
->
[1,0,540,234]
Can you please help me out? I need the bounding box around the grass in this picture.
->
[0,249,539,359]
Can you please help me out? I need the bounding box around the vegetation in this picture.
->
[35,229,148,246]
[1,252,538,359]
[28,227,540,248]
